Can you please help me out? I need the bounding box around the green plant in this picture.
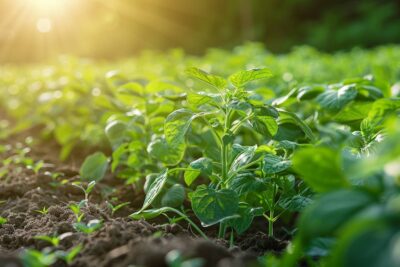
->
[73,219,103,234]
[0,216,7,225]
[133,68,313,240]
[69,203,85,222]
[106,201,130,216]
[35,207,49,215]
[72,181,96,205]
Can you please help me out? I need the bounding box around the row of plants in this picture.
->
[1,44,400,266]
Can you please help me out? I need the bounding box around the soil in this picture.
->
[0,129,289,267]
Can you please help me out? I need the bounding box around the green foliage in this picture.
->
[80,152,108,181]
[1,44,400,267]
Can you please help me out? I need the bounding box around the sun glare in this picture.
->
[36,17,52,33]
[27,0,71,12]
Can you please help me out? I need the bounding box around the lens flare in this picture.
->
[36,17,52,33]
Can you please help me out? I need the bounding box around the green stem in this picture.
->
[229,228,234,248]
[268,182,276,238]
[165,208,209,240]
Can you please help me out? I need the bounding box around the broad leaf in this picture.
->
[263,154,291,175]
[229,68,273,88]
[184,157,213,186]
[80,152,108,181]
[164,109,198,165]
[228,203,264,234]
[316,85,358,112]
[228,145,257,176]
[292,147,348,192]
[140,169,168,212]
[161,184,185,208]
[191,186,239,226]
[147,137,183,166]
[299,189,374,242]
[186,67,226,89]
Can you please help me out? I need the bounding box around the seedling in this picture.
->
[26,160,44,174]
[69,202,85,222]
[73,219,103,234]
[106,201,130,216]
[35,207,49,215]
[55,244,82,265]
[0,216,7,225]
[22,248,57,267]
[72,180,96,204]
[34,232,73,247]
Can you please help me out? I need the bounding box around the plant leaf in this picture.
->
[292,147,348,192]
[191,185,239,226]
[229,68,273,88]
[80,152,108,181]
[140,169,168,212]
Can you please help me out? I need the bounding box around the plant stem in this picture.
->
[268,181,276,238]
[167,208,208,240]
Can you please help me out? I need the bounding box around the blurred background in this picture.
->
[0,0,399,63]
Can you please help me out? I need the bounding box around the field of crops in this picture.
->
[1,43,400,267]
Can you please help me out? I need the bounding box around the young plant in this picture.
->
[69,203,85,222]
[106,201,130,216]
[73,219,103,234]
[34,232,73,247]
[35,207,49,215]
[133,68,314,240]
[22,248,58,267]
[0,216,7,225]
[72,180,96,205]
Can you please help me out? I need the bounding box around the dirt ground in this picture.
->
[0,128,288,267]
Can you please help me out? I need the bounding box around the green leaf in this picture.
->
[184,157,213,186]
[362,98,400,131]
[292,147,348,192]
[229,68,273,88]
[278,110,316,142]
[164,109,198,165]
[80,152,108,181]
[228,173,268,195]
[228,145,257,176]
[161,184,185,208]
[328,219,399,267]
[191,186,239,226]
[334,102,372,122]
[228,204,263,234]
[187,92,220,107]
[130,207,171,220]
[140,169,168,212]
[253,116,279,137]
[186,67,226,89]
[316,85,358,112]
[263,154,291,175]
[147,137,183,166]
[299,189,374,243]
[105,120,127,147]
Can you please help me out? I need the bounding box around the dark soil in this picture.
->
[0,132,288,267]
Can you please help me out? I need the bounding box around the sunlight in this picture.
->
[36,17,52,33]
[26,0,72,12]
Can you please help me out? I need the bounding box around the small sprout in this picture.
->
[0,216,7,225]
[55,244,82,264]
[35,207,49,215]
[34,232,73,247]
[73,219,103,234]
[69,203,85,222]
[27,160,44,174]
[34,235,60,247]
[106,201,130,216]
[72,180,96,204]
[22,248,57,267]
